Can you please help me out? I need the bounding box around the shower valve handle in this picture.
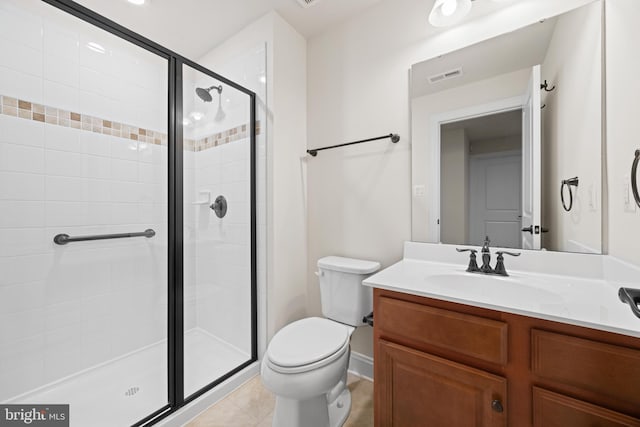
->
[210,195,228,218]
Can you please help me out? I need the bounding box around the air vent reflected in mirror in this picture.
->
[295,0,322,8]
[428,67,464,84]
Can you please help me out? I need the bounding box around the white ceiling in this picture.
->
[73,0,386,59]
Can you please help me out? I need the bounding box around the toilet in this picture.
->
[261,256,380,427]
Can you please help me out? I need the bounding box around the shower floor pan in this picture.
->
[6,328,249,427]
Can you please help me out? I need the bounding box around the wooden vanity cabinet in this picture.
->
[377,339,507,427]
[373,288,640,427]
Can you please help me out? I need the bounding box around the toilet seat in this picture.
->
[266,317,351,374]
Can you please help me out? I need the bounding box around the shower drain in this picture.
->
[124,387,140,397]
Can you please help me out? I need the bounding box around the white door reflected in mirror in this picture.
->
[521,64,542,250]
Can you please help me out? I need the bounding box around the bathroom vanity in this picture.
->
[365,243,640,427]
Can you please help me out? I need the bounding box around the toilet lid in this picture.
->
[267,317,350,368]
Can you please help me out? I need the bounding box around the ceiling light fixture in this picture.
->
[429,0,473,27]
[127,0,146,5]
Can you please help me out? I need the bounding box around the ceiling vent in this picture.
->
[295,0,322,8]
[428,67,463,84]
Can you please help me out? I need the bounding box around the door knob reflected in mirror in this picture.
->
[522,226,549,234]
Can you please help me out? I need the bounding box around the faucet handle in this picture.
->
[456,248,477,254]
[494,251,520,276]
[496,251,521,258]
[456,248,480,272]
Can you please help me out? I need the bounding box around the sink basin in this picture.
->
[425,273,562,306]
[362,244,640,339]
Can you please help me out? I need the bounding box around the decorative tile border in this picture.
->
[185,121,261,152]
[1,95,167,146]
[0,94,259,152]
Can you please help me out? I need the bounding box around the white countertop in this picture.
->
[363,242,640,339]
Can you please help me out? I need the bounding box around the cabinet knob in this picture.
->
[491,399,504,413]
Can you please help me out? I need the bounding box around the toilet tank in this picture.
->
[317,256,381,326]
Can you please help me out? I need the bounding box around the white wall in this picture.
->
[198,12,308,352]
[606,0,640,264]
[270,13,308,342]
[307,0,594,358]
[541,2,602,253]
[0,0,168,400]
[440,128,469,245]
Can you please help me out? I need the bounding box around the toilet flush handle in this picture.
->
[314,271,324,277]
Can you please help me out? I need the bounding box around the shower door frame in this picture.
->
[38,1,258,425]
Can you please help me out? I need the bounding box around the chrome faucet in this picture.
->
[457,236,521,276]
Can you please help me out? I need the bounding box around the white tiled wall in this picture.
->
[0,114,169,401]
[1,1,165,132]
[193,139,252,352]
[183,45,266,358]
[0,0,168,400]
[183,134,252,355]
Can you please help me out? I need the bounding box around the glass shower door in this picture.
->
[182,63,255,398]
[0,1,169,425]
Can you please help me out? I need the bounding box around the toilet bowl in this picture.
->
[261,317,354,427]
[261,256,380,427]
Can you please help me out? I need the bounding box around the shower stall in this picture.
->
[0,0,258,425]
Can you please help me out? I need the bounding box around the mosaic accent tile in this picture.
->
[191,121,259,152]
[1,94,168,146]
[18,109,31,120]
[18,100,31,110]
[4,106,18,117]
[2,96,18,108]
[0,94,259,152]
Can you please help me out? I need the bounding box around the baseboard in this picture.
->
[348,351,373,381]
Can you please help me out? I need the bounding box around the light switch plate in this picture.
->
[413,185,426,197]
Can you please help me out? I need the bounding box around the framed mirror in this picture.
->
[410,1,603,254]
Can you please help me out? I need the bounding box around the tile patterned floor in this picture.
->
[186,374,373,427]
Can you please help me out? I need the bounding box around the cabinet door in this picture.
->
[376,339,507,427]
[533,387,640,427]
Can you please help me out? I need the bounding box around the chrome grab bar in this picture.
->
[53,229,156,245]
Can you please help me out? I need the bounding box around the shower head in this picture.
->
[196,85,222,103]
